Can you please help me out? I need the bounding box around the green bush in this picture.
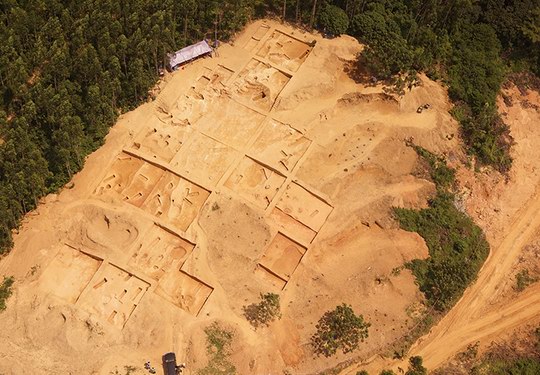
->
[395,149,489,311]
[405,356,427,375]
[0,277,14,311]
[242,293,281,328]
[318,4,349,36]
[473,358,540,375]
[412,145,455,190]
[311,303,370,357]
[515,269,537,292]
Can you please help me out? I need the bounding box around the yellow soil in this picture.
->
[341,84,540,374]
[0,20,493,375]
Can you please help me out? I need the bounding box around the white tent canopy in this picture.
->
[168,40,212,70]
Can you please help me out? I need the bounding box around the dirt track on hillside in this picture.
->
[341,85,540,375]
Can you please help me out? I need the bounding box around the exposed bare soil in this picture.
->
[340,80,540,375]
[2,19,532,375]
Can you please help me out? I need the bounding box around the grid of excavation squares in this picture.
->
[195,96,266,150]
[170,132,239,186]
[256,30,313,73]
[244,24,270,52]
[232,58,291,112]
[93,152,210,232]
[258,232,307,286]
[248,119,311,174]
[77,262,150,329]
[224,156,286,209]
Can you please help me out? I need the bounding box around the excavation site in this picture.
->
[1,18,540,375]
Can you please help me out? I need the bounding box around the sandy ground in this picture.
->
[340,83,540,374]
[0,20,497,375]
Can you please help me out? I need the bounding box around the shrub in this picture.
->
[515,269,537,292]
[318,4,349,36]
[473,358,540,374]
[395,148,489,311]
[198,322,236,375]
[242,293,281,328]
[411,145,455,190]
[0,276,14,311]
[405,356,427,375]
[311,304,370,357]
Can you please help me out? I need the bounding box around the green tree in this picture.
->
[311,304,370,357]
[0,277,14,311]
[405,356,427,375]
[243,292,281,328]
[318,3,349,36]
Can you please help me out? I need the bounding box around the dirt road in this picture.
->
[341,182,540,374]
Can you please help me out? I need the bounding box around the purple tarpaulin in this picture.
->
[168,40,212,70]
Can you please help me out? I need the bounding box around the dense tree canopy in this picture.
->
[319,3,349,36]
[0,0,538,256]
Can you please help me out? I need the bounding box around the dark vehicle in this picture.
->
[162,352,177,375]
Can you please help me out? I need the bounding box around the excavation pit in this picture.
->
[128,224,195,281]
[141,171,211,232]
[195,97,266,149]
[171,132,238,185]
[40,245,102,304]
[232,58,291,112]
[248,119,311,174]
[244,24,270,51]
[269,207,317,244]
[156,271,213,316]
[259,232,307,282]
[256,30,312,72]
[275,182,333,232]
[131,120,193,163]
[224,156,286,209]
[77,263,150,329]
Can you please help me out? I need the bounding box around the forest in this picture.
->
[0,0,539,256]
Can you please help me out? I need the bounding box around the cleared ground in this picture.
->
[1,19,530,375]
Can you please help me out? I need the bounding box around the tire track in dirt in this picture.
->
[415,283,540,369]
[340,186,540,374]
[407,185,540,367]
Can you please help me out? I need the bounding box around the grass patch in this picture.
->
[0,276,14,311]
[394,148,489,311]
[472,358,540,375]
[197,322,236,375]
